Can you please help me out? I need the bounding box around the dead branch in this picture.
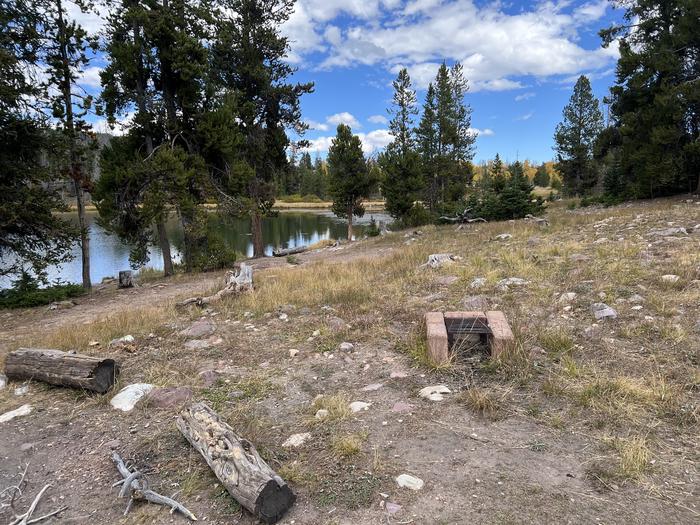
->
[111,451,197,521]
[7,483,67,525]
[176,263,253,308]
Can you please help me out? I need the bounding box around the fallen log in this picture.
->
[111,452,196,520]
[176,402,295,524]
[176,263,253,308]
[272,245,307,257]
[4,348,119,394]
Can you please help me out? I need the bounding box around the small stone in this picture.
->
[631,305,643,311]
[661,274,680,284]
[419,385,451,401]
[583,324,602,339]
[349,401,371,412]
[278,313,289,321]
[390,370,408,379]
[146,387,192,409]
[396,474,424,491]
[339,342,354,352]
[179,320,215,338]
[462,295,490,310]
[385,502,402,514]
[591,303,617,320]
[289,348,299,357]
[392,401,413,413]
[105,439,121,450]
[282,432,311,448]
[423,253,460,269]
[88,340,100,347]
[494,233,512,241]
[469,277,487,289]
[199,370,220,387]
[361,383,383,392]
[0,374,6,390]
[109,334,135,347]
[14,384,29,396]
[558,292,577,304]
[0,404,33,423]
[628,294,645,303]
[110,383,154,412]
[496,277,528,290]
[328,316,348,332]
[315,409,329,420]
[20,442,35,452]
[312,330,321,337]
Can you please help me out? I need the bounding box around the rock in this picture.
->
[47,300,75,310]
[390,370,408,379]
[88,340,100,347]
[419,385,451,401]
[631,305,643,311]
[649,227,687,236]
[339,342,354,352]
[396,474,424,491]
[423,253,461,269]
[436,275,459,286]
[0,404,33,423]
[20,442,35,452]
[0,374,6,390]
[109,334,135,347]
[105,439,121,450]
[110,383,154,412]
[146,387,192,409]
[569,253,591,262]
[661,274,680,284]
[494,233,512,241]
[628,294,645,304]
[282,432,312,448]
[328,316,348,332]
[278,313,289,321]
[558,292,577,304]
[496,277,528,290]
[392,401,413,413]
[184,339,212,350]
[315,409,329,420]
[179,320,215,338]
[349,401,371,412]
[584,324,602,339]
[361,383,383,392]
[14,384,29,396]
[591,303,617,320]
[199,370,220,387]
[289,348,299,358]
[385,502,402,514]
[527,236,542,247]
[311,329,321,337]
[462,295,490,310]
[469,277,487,289]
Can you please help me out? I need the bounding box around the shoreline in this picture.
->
[61,200,387,213]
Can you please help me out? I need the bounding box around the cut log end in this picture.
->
[256,480,297,524]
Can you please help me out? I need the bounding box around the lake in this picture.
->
[10,209,391,287]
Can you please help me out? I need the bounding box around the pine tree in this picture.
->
[379,68,423,220]
[211,0,313,257]
[0,0,77,281]
[327,124,373,240]
[42,0,98,289]
[533,164,550,187]
[554,75,603,197]
[601,0,700,196]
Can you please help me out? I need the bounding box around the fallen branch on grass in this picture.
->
[176,263,253,308]
[272,245,307,257]
[111,451,197,521]
[2,469,67,525]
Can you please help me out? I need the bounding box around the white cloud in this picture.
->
[515,111,534,121]
[305,119,329,131]
[301,128,392,154]
[78,66,103,89]
[515,92,536,102]
[468,127,494,137]
[92,112,134,136]
[327,111,361,129]
[368,114,388,125]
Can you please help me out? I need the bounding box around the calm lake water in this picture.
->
[16,209,390,286]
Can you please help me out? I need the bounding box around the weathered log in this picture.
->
[176,402,295,524]
[272,245,307,257]
[118,270,133,288]
[4,348,119,394]
[176,263,253,308]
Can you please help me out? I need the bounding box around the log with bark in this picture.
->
[272,245,307,257]
[176,402,295,524]
[176,263,253,308]
[4,348,119,394]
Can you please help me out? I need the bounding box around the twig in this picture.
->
[111,451,197,521]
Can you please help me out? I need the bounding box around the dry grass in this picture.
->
[614,436,651,480]
[459,387,503,419]
[330,433,365,458]
[310,394,352,424]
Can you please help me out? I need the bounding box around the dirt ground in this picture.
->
[1,198,698,524]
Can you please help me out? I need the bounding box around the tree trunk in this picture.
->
[5,348,119,393]
[156,218,174,276]
[73,179,91,289]
[252,211,265,257]
[347,205,353,241]
[176,402,295,524]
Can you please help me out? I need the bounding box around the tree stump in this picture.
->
[176,263,253,308]
[118,271,133,288]
[176,402,295,524]
[5,348,119,393]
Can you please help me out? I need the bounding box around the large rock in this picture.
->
[422,254,461,269]
[591,303,617,320]
[419,385,451,401]
[109,334,135,348]
[110,383,154,412]
[496,277,528,291]
[146,386,192,409]
[396,474,424,491]
[0,404,33,423]
[282,432,312,448]
[179,320,215,338]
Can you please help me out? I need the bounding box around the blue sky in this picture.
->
[78,0,622,165]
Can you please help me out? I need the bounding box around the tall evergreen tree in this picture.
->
[379,68,423,220]
[0,0,77,281]
[601,0,700,196]
[211,0,313,257]
[327,124,373,240]
[553,75,603,196]
[43,0,98,289]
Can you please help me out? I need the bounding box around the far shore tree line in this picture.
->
[1,0,698,294]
